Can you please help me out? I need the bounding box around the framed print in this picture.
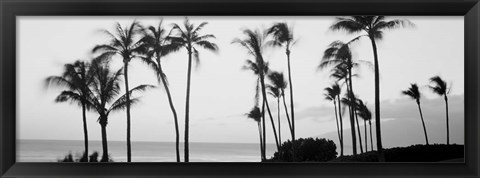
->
[1,0,479,177]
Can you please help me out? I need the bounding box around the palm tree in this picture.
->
[87,57,154,162]
[429,76,450,145]
[402,83,429,145]
[329,16,413,161]
[246,106,263,161]
[233,28,281,152]
[93,21,145,162]
[140,20,183,162]
[324,83,343,156]
[170,18,218,162]
[242,59,269,161]
[355,99,373,152]
[341,93,364,154]
[266,23,297,160]
[45,60,93,162]
[267,71,291,145]
[267,85,282,144]
[321,41,365,155]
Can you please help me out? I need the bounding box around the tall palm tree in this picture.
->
[87,57,154,162]
[402,83,429,145]
[341,93,364,154]
[45,60,93,162]
[140,20,183,162]
[266,23,297,160]
[93,21,145,162]
[267,85,282,144]
[267,71,291,144]
[355,99,373,152]
[329,16,413,161]
[429,76,450,145]
[170,18,218,162]
[242,59,269,160]
[246,106,263,161]
[233,28,281,152]
[324,83,343,156]
[321,41,364,155]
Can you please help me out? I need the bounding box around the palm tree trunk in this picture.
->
[277,98,282,144]
[81,101,88,161]
[157,58,181,162]
[369,120,373,151]
[345,78,357,155]
[369,37,385,162]
[417,101,429,145]
[184,50,193,162]
[261,99,266,160]
[286,49,296,162]
[355,112,364,153]
[257,121,264,161]
[123,61,132,163]
[282,95,293,134]
[100,121,109,162]
[260,75,280,151]
[337,95,344,156]
[444,95,449,145]
[333,100,341,149]
[364,120,367,152]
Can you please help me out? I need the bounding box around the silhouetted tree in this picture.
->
[246,106,264,161]
[267,85,282,144]
[341,93,364,154]
[139,20,183,162]
[402,83,429,145]
[170,18,218,162]
[233,28,281,152]
[93,21,145,162]
[329,16,413,161]
[429,76,450,145]
[324,83,344,156]
[87,57,154,162]
[267,22,297,161]
[45,60,93,162]
[355,99,371,152]
[267,71,290,145]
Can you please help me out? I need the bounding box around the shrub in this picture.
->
[269,137,337,162]
[58,151,113,162]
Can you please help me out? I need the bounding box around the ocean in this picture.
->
[17,139,277,162]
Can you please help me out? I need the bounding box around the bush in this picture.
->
[269,137,337,162]
[58,151,113,162]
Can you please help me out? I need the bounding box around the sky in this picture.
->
[17,16,464,152]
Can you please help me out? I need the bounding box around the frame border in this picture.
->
[1,0,479,177]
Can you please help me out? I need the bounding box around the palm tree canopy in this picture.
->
[267,71,288,91]
[246,106,262,123]
[232,28,268,74]
[355,99,372,121]
[92,21,145,62]
[324,83,341,101]
[170,18,219,66]
[429,76,448,96]
[402,83,421,101]
[329,16,414,40]
[45,60,94,110]
[267,85,281,98]
[266,22,294,47]
[321,41,352,69]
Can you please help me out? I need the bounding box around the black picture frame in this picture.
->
[1,0,479,177]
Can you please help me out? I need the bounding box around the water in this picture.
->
[17,139,277,162]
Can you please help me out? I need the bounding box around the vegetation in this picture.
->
[429,76,451,145]
[268,138,337,162]
[402,83,429,145]
[58,151,113,162]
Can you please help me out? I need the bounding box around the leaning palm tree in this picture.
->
[246,106,264,161]
[266,23,297,159]
[324,83,343,156]
[92,21,145,162]
[45,60,93,162]
[355,99,373,152]
[429,76,450,145]
[267,71,292,138]
[341,93,364,154]
[329,16,413,161]
[87,57,155,162]
[402,83,429,145]
[267,85,282,144]
[140,20,183,162]
[233,28,281,152]
[170,18,218,162]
